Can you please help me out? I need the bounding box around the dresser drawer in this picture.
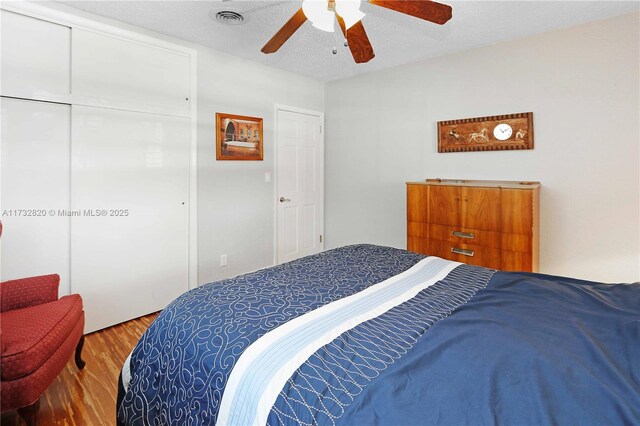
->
[501,250,533,272]
[429,224,501,249]
[427,239,501,269]
[408,236,429,255]
[501,233,532,253]
[408,221,429,238]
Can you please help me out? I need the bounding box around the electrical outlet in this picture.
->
[220,254,227,267]
[265,172,271,183]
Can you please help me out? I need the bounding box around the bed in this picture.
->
[116,244,640,425]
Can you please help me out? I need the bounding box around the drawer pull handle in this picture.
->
[452,231,474,239]
[451,247,474,257]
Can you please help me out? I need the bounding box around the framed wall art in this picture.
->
[216,113,264,161]
[437,112,534,153]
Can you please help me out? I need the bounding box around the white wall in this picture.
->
[197,51,324,283]
[325,12,640,283]
[25,3,325,286]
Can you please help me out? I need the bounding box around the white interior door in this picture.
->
[276,108,324,264]
[0,98,71,292]
[71,105,190,332]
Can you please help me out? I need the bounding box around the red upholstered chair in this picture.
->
[0,222,86,425]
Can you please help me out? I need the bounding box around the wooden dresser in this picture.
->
[407,179,540,272]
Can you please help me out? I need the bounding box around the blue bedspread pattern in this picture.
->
[117,245,424,425]
[217,257,493,425]
[267,263,495,426]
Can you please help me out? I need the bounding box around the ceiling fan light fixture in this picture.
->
[334,0,365,29]
[262,0,452,64]
[302,0,335,32]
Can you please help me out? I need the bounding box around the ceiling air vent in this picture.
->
[213,10,246,25]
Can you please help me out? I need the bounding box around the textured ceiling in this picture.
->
[57,0,639,81]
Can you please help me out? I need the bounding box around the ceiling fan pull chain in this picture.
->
[332,23,342,55]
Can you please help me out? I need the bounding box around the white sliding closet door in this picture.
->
[0,98,71,290]
[72,28,190,113]
[0,10,71,96]
[71,106,190,332]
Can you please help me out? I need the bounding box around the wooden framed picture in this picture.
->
[437,112,534,153]
[216,113,264,161]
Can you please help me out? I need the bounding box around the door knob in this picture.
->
[279,197,290,203]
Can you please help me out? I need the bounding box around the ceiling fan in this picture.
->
[261,0,452,63]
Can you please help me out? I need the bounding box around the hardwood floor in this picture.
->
[1,313,159,426]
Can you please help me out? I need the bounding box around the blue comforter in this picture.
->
[117,244,640,425]
[339,270,640,425]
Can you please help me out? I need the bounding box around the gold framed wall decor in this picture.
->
[438,112,534,153]
[216,113,264,161]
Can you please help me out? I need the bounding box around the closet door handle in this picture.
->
[452,231,474,239]
[279,197,291,203]
[451,247,474,257]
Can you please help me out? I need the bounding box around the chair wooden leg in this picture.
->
[16,399,40,426]
[75,335,86,370]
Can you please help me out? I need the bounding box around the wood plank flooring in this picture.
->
[1,312,159,426]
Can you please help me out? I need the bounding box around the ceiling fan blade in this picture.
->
[369,0,452,25]
[337,16,375,64]
[261,8,307,54]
